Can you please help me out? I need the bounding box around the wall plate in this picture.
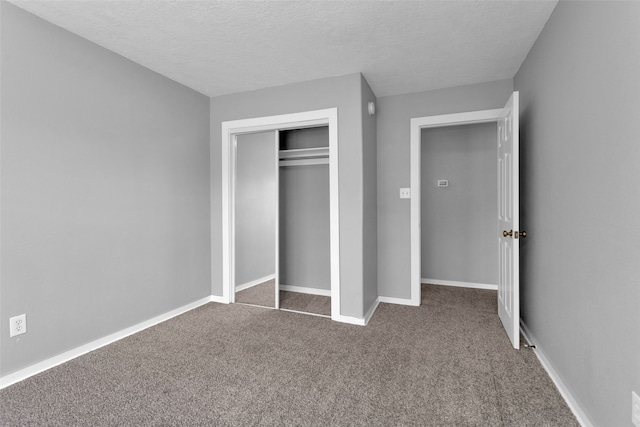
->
[9,314,27,338]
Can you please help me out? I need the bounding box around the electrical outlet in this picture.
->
[9,314,27,337]
[399,188,411,199]
[633,391,640,427]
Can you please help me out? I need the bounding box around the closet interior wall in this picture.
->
[279,127,331,295]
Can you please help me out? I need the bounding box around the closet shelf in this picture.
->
[280,158,329,167]
[279,147,329,160]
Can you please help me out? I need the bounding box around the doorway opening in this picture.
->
[420,122,498,291]
[410,92,521,348]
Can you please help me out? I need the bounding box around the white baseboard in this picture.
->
[379,280,495,308]
[332,314,366,326]
[421,278,497,291]
[363,297,380,325]
[235,274,275,292]
[0,296,213,390]
[279,308,330,319]
[210,294,227,304]
[379,295,415,305]
[279,284,331,297]
[333,298,380,326]
[519,320,593,427]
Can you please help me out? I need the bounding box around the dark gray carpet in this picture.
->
[279,290,331,317]
[0,284,578,426]
[235,279,276,308]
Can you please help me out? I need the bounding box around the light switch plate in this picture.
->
[399,188,411,199]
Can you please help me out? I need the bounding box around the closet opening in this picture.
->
[232,127,332,318]
[220,108,341,321]
[278,127,331,317]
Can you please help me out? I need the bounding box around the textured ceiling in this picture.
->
[9,0,557,98]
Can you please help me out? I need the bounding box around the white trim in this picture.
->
[274,131,280,310]
[421,278,497,291]
[280,158,329,167]
[0,296,213,389]
[210,294,227,304]
[235,302,277,311]
[279,284,331,297]
[235,275,276,292]
[327,111,341,322]
[363,297,380,325]
[410,108,503,307]
[332,314,366,326]
[378,295,418,306]
[280,308,331,319]
[219,108,341,321]
[412,109,503,128]
[520,321,594,427]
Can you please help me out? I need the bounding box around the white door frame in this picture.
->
[220,108,341,320]
[409,108,503,305]
[273,130,280,310]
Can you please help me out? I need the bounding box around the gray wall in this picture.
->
[0,3,211,375]
[361,76,378,314]
[235,132,276,287]
[279,128,331,291]
[211,73,365,318]
[514,1,640,426]
[376,79,513,300]
[279,127,327,150]
[421,123,497,285]
[280,168,330,290]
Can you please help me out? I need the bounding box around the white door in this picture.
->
[498,91,520,349]
[274,131,280,309]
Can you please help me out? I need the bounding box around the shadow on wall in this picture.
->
[518,105,531,324]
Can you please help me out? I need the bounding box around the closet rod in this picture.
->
[279,147,329,160]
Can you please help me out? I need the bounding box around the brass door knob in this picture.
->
[521,231,527,239]
[503,230,513,237]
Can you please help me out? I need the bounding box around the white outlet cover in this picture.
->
[9,314,27,338]
[633,391,640,427]
[399,188,411,199]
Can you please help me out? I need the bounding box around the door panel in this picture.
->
[498,92,520,349]
[234,131,278,308]
[274,131,280,309]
